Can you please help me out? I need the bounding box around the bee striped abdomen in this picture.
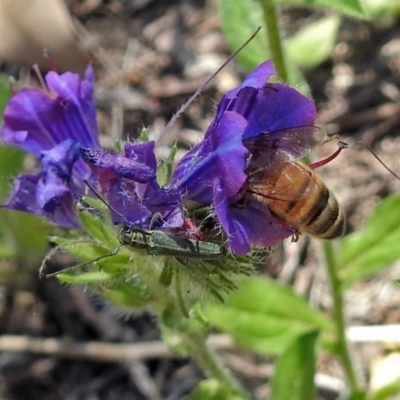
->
[247,159,346,240]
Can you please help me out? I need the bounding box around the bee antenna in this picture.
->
[158,26,262,145]
[83,179,127,223]
[359,141,400,181]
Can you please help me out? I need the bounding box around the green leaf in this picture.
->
[0,210,49,266]
[0,144,25,200]
[361,0,400,24]
[217,0,308,91]
[218,0,267,71]
[338,193,400,286]
[286,16,341,68]
[205,277,333,355]
[369,380,400,400]
[0,76,10,119]
[274,0,367,18]
[97,276,152,309]
[185,379,244,400]
[348,391,367,400]
[57,270,116,285]
[271,330,318,400]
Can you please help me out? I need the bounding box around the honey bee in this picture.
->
[242,126,347,239]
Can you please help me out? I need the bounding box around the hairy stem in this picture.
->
[323,241,360,393]
[259,0,288,82]
[184,329,246,398]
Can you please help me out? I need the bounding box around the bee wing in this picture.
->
[243,125,326,159]
[247,151,320,202]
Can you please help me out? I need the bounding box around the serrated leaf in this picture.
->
[274,0,367,18]
[204,277,332,355]
[338,194,400,286]
[185,379,244,400]
[271,330,318,400]
[286,16,341,68]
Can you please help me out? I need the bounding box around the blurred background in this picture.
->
[1,0,400,399]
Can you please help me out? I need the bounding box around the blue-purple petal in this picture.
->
[1,66,99,156]
[171,111,248,204]
[81,148,156,185]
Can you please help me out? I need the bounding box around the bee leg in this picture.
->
[291,231,300,243]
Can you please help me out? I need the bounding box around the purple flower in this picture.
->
[171,60,317,254]
[81,141,183,230]
[1,66,100,228]
[1,65,184,232]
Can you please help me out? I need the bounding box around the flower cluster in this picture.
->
[1,60,316,254]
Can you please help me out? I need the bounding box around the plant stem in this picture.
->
[259,0,288,82]
[323,241,360,393]
[184,329,247,398]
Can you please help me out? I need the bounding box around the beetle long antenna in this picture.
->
[158,26,262,144]
[84,179,127,222]
[360,141,400,181]
[44,245,123,278]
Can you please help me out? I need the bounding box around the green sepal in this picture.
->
[159,258,174,287]
[76,201,119,246]
[97,275,152,310]
[139,126,150,142]
[157,144,178,186]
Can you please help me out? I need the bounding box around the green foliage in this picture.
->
[157,144,178,186]
[368,380,400,400]
[217,0,308,91]
[285,16,341,68]
[0,80,49,267]
[218,0,367,91]
[361,0,400,23]
[348,392,368,400]
[0,76,9,119]
[77,200,119,245]
[0,145,25,200]
[274,0,366,18]
[186,379,244,400]
[218,0,268,71]
[0,210,49,267]
[338,193,400,286]
[139,126,150,142]
[205,277,333,355]
[271,330,318,400]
